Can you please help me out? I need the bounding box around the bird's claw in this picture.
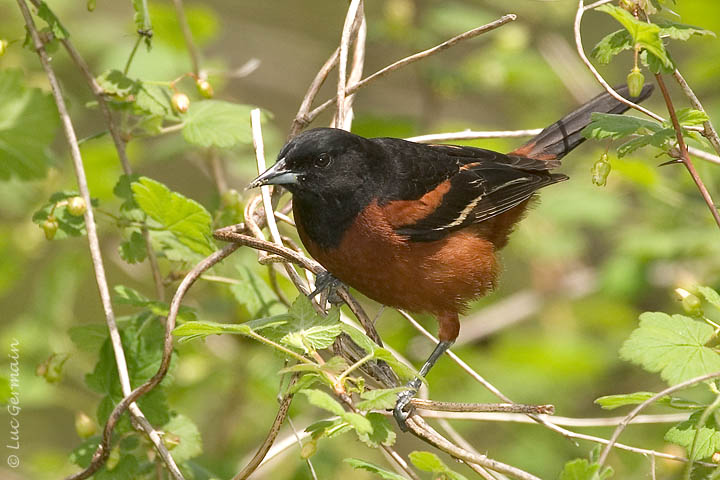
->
[393,378,422,431]
[309,270,345,305]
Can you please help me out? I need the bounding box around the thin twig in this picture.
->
[654,73,720,229]
[673,69,720,156]
[335,0,362,131]
[335,3,366,130]
[573,0,664,122]
[232,386,296,480]
[289,48,340,137]
[597,370,720,467]
[411,399,554,415]
[411,411,688,426]
[305,15,517,126]
[172,0,199,76]
[16,1,181,477]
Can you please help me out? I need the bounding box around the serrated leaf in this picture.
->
[119,231,147,263]
[132,176,214,255]
[163,414,202,462]
[657,20,715,41]
[595,392,702,410]
[229,266,286,318]
[96,69,136,98]
[305,418,353,439]
[356,387,408,411]
[182,100,254,148]
[591,29,633,64]
[582,113,662,141]
[409,451,468,480]
[665,411,720,460]
[172,320,253,342]
[300,389,346,416]
[344,411,373,436]
[0,69,59,180]
[37,2,69,39]
[620,312,720,385]
[698,286,720,310]
[134,83,173,117]
[68,324,107,353]
[356,413,396,448]
[340,324,378,355]
[559,459,613,480]
[596,4,673,70]
[279,296,342,353]
[616,128,675,157]
[373,348,420,382]
[675,108,710,127]
[344,458,407,480]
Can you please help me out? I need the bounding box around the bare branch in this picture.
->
[335,0,363,131]
[305,14,518,127]
[597,370,720,467]
[290,48,340,137]
[654,73,720,229]
[172,0,200,76]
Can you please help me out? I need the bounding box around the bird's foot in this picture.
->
[393,378,422,431]
[308,270,345,305]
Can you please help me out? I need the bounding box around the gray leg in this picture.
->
[393,340,454,431]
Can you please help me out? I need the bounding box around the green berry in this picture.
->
[87,0,96,11]
[41,216,59,240]
[67,196,87,216]
[300,439,317,459]
[163,433,181,450]
[171,92,190,114]
[591,153,612,187]
[0,39,8,57]
[196,79,214,99]
[627,67,645,98]
[682,293,703,316]
[75,412,97,439]
[221,188,241,209]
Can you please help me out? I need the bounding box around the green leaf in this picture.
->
[373,348,420,382]
[619,312,720,385]
[305,418,353,440]
[134,83,173,117]
[675,108,710,127]
[616,128,675,157]
[409,451,468,480]
[96,69,136,98]
[559,459,613,480]
[132,176,214,255]
[582,113,662,141]
[657,20,716,41]
[595,392,703,410]
[37,2,69,39]
[279,296,342,353]
[300,389,346,416]
[590,29,633,64]
[229,266,286,318]
[163,414,202,463]
[356,387,408,411]
[344,458,407,480]
[665,411,720,460]
[69,435,101,468]
[698,286,720,310]
[596,4,673,70]
[344,411,373,436]
[68,324,108,353]
[119,231,147,263]
[340,324,378,355]
[172,320,253,342]
[182,100,254,148]
[0,69,59,180]
[356,413,396,448]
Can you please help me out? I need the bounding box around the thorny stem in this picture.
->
[654,73,720,229]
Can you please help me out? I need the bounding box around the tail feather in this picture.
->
[510,84,654,161]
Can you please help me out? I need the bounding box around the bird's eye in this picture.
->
[314,153,332,168]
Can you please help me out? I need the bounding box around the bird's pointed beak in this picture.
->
[248,158,299,189]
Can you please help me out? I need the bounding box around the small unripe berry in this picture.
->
[67,196,87,216]
[163,433,181,450]
[627,67,645,98]
[75,412,97,439]
[300,439,317,459]
[0,39,8,57]
[171,92,190,114]
[591,153,612,187]
[221,188,241,209]
[41,216,59,240]
[87,0,96,11]
[196,79,214,99]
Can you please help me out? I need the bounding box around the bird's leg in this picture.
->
[393,340,454,431]
[394,312,459,431]
[308,270,345,305]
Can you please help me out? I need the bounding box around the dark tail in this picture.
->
[510,84,654,162]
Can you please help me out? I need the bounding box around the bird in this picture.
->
[250,84,653,429]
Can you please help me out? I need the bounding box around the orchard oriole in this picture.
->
[250,84,653,429]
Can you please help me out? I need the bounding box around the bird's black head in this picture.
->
[249,127,383,202]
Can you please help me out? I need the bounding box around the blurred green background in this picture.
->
[1,0,720,479]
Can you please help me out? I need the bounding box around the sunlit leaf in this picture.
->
[182,100,254,148]
[344,458,406,480]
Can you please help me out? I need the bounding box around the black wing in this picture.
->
[374,141,567,242]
